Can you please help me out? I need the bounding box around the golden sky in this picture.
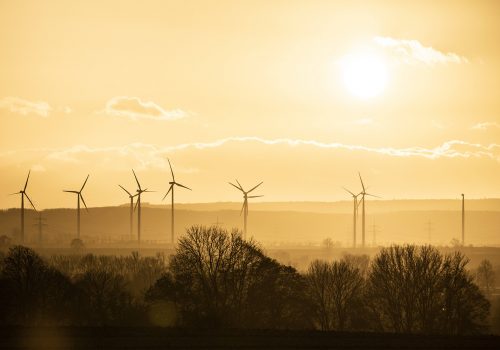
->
[1,0,499,209]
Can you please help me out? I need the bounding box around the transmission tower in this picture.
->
[33,212,47,246]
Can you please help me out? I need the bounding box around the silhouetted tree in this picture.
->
[147,225,310,328]
[74,269,137,326]
[440,252,489,334]
[0,235,11,249]
[0,246,74,325]
[244,255,311,329]
[307,260,333,330]
[307,259,364,331]
[368,245,489,334]
[71,238,85,251]
[476,259,495,298]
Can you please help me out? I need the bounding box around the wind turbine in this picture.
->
[119,185,137,240]
[343,187,361,248]
[358,172,379,248]
[63,175,89,240]
[132,169,153,243]
[162,159,192,244]
[10,170,36,243]
[229,180,263,239]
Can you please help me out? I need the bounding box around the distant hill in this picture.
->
[1,199,499,247]
[132,198,500,214]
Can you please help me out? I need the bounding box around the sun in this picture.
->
[340,52,388,99]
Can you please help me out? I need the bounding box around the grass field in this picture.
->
[2,328,500,349]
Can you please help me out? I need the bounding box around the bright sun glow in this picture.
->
[340,52,388,99]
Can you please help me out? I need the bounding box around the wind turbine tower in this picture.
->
[358,172,379,248]
[343,187,361,248]
[132,169,153,244]
[229,180,263,239]
[162,159,192,244]
[119,185,137,240]
[63,175,89,240]
[10,170,37,243]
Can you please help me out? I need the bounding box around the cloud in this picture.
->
[103,96,188,121]
[46,143,169,170]
[472,122,500,131]
[0,97,52,117]
[431,120,447,130]
[373,36,468,65]
[31,164,46,172]
[41,138,500,169]
[353,118,374,125]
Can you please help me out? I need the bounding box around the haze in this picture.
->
[1,0,500,210]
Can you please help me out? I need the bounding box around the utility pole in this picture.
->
[33,213,47,246]
[461,194,465,245]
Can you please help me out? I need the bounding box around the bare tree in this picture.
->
[307,260,333,330]
[168,225,264,326]
[476,259,495,298]
[368,245,489,334]
[306,259,364,331]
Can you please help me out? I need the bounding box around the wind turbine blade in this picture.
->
[229,182,243,191]
[63,190,79,194]
[357,196,364,208]
[134,196,140,212]
[24,193,36,211]
[132,169,142,191]
[162,185,173,201]
[240,200,246,216]
[118,185,132,196]
[23,170,31,191]
[343,187,355,197]
[365,193,381,199]
[9,191,22,195]
[80,194,89,212]
[167,158,175,182]
[247,181,263,193]
[248,195,263,198]
[358,172,365,192]
[80,174,89,192]
[175,182,192,191]
[235,179,244,191]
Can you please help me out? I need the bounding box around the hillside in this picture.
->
[1,199,499,247]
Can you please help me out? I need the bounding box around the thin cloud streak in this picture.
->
[0,97,52,117]
[40,137,500,166]
[103,96,188,121]
[472,122,500,130]
[373,36,468,65]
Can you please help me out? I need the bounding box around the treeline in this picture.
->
[0,226,491,334]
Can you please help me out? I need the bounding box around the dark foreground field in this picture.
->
[1,328,499,350]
